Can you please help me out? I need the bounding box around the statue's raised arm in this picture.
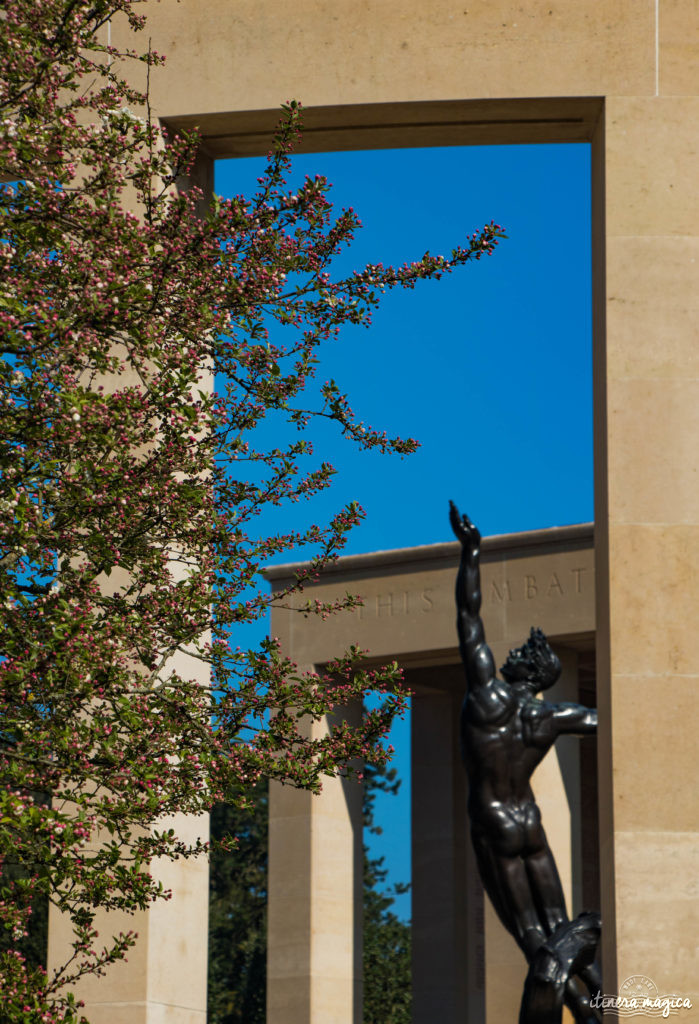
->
[449,501,496,691]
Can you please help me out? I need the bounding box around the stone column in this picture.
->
[595,86,699,1004]
[46,664,210,1024]
[267,693,363,1024]
[46,146,214,1023]
[410,666,483,1024]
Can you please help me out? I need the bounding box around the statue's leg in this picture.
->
[519,914,601,1024]
[470,831,518,935]
[471,832,548,958]
[578,962,603,1003]
[472,828,600,1022]
[563,977,601,1024]
[523,844,567,934]
[524,846,601,1024]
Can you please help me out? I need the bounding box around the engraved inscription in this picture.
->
[546,572,563,596]
[490,580,513,603]
[350,563,591,620]
[571,566,587,593]
[358,588,435,619]
[488,567,590,604]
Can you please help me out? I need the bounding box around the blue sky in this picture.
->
[215,142,592,918]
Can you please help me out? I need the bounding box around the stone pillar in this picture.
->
[595,89,699,1003]
[267,694,363,1024]
[410,665,484,1024]
[46,705,210,1024]
[46,145,214,1023]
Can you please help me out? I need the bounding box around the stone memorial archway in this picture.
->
[46,2,699,1021]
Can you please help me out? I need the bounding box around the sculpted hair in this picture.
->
[500,627,561,687]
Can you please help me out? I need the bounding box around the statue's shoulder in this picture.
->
[520,696,553,726]
[466,678,514,724]
[520,696,557,745]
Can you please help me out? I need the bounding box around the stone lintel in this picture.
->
[266,525,595,669]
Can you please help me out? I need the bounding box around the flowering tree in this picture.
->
[0,1,503,1020]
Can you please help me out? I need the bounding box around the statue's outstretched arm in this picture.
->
[449,502,495,690]
[525,702,597,747]
[553,703,597,735]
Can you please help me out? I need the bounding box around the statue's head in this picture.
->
[500,627,561,692]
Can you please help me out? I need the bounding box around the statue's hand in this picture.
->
[449,501,481,553]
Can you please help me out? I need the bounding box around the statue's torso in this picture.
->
[460,682,552,856]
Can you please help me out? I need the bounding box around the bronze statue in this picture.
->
[449,502,601,1024]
